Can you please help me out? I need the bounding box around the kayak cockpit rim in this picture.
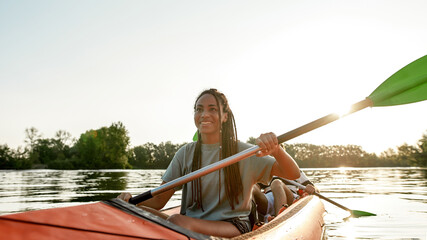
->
[104,195,325,240]
[103,198,211,240]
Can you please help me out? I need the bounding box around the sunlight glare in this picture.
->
[339,221,356,240]
[339,98,373,118]
[336,104,355,119]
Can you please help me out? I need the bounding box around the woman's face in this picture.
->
[194,94,228,137]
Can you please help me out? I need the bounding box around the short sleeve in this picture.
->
[238,142,275,186]
[253,155,275,185]
[162,144,188,190]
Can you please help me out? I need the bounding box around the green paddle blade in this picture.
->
[369,55,427,107]
[351,209,376,218]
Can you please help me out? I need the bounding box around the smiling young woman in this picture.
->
[193,93,227,143]
[118,88,300,238]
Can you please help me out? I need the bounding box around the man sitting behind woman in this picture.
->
[252,170,318,223]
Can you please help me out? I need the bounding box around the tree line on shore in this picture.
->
[1,122,426,170]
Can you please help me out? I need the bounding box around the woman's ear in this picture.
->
[222,112,228,123]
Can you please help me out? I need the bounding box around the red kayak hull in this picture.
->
[0,195,325,239]
[0,202,191,240]
[233,195,325,240]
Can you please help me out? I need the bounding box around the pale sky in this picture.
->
[1,0,426,155]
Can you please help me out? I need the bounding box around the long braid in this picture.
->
[191,138,204,211]
[191,89,243,211]
[221,107,242,209]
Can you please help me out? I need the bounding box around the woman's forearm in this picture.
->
[271,147,300,180]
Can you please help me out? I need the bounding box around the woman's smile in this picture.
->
[200,121,214,126]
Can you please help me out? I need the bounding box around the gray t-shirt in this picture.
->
[162,141,275,221]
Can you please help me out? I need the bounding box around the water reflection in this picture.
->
[304,167,427,240]
[1,167,426,239]
[0,169,167,214]
[69,171,128,202]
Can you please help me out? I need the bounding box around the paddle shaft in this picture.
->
[129,145,260,204]
[129,99,372,205]
[283,179,352,212]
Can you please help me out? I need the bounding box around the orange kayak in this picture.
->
[0,195,325,240]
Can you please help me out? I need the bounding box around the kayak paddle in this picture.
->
[282,179,376,217]
[129,55,427,205]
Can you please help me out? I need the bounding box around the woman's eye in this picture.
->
[210,108,217,112]
[195,108,203,113]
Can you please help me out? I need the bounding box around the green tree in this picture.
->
[152,141,185,169]
[23,129,74,168]
[274,143,377,168]
[246,137,257,145]
[24,127,41,149]
[32,138,57,164]
[103,122,131,168]
[415,132,427,166]
[53,130,74,160]
[130,141,185,169]
[74,122,131,169]
[0,145,15,169]
[396,143,418,167]
[129,143,156,169]
[0,145,32,169]
[24,127,42,165]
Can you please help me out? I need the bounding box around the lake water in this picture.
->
[0,167,426,239]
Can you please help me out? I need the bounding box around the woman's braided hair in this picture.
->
[192,88,243,210]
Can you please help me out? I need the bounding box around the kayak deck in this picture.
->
[0,199,207,240]
[0,195,324,240]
